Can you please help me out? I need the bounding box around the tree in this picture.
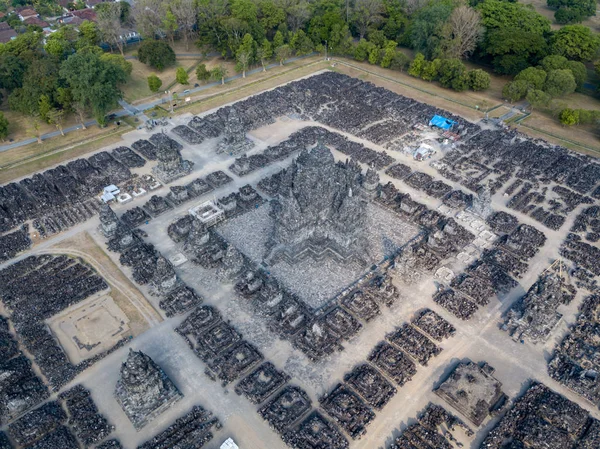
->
[256,39,272,71]
[515,67,547,90]
[551,25,600,62]
[354,38,373,62]
[559,107,579,125]
[101,54,133,77]
[210,65,228,84]
[273,30,285,48]
[554,7,583,24]
[0,54,27,92]
[97,2,125,54]
[477,0,551,73]
[468,69,491,90]
[132,0,166,39]
[502,79,529,102]
[170,0,198,50]
[442,5,484,59]
[196,63,211,81]
[147,74,163,92]
[410,0,455,59]
[526,89,551,110]
[236,50,251,77]
[352,0,384,39]
[47,108,66,136]
[540,54,569,71]
[257,0,285,36]
[137,40,176,70]
[451,73,470,91]
[59,51,127,125]
[368,45,381,64]
[566,60,587,89]
[408,52,427,77]
[548,0,596,22]
[421,58,442,81]
[38,94,52,122]
[390,52,410,71]
[0,112,8,141]
[176,67,189,84]
[287,2,310,32]
[438,58,466,88]
[380,41,398,68]
[544,69,576,97]
[163,9,178,45]
[275,44,292,65]
[290,30,314,56]
[78,21,100,47]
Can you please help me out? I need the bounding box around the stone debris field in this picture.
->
[0,70,599,449]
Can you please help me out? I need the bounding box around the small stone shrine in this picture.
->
[216,108,254,155]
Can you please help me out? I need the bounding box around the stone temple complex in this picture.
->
[114,349,182,430]
[266,144,368,265]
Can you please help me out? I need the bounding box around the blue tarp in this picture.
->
[429,115,456,130]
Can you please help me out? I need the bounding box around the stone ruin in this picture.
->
[99,204,119,238]
[435,361,507,426]
[114,349,182,430]
[470,183,493,219]
[150,256,181,296]
[503,261,576,344]
[480,383,598,449]
[216,107,254,155]
[266,144,368,265]
[151,132,193,184]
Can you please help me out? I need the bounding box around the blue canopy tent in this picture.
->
[429,115,456,131]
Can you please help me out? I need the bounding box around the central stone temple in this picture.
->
[115,349,183,430]
[266,143,368,265]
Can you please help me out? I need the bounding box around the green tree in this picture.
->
[273,30,285,48]
[137,40,176,70]
[210,64,228,84]
[468,69,491,91]
[380,41,398,68]
[275,44,291,65]
[256,39,273,71]
[554,7,583,24]
[257,0,285,36]
[368,45,381,64]
[0,54,27,92]
[548,0,596,21]
[176,67,189,84]
[390,51,410,71]
[540,54,569,71]
[147,74,163,92]
[551,25,600,62]
[38,94,52,122]
[47,108,66,136]
[544,68,577,97]
[354,39,374,62]
[438,58,466,88]
[515,67,547,90]
[421,58,442,81]
[477,0,551,73]
[408,52,426,77]
[451,72,471,91]
[559,107,579,125]
[101,54,133,77]
[566,60,587,89]
[235,33,256,77]
[59,51,127,126]
[163,9,179,45]
[410,0,455,59]
[0,112,8,141]
[526,89,551,110]
[290,30,314,56]
[502,79,529,102]
[196,63,211,81]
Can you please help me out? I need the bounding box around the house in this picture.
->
[0,27,17,43]
[24,16,49,28]
[17,8,38,21]
[72,8,97,21]
[0,12,6,18]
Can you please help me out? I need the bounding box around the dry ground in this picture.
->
[48,230,162,332]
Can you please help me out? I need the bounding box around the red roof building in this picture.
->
[72,8,97,22]
[0,28,17,43]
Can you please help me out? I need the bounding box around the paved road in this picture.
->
[0,54,316,154]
